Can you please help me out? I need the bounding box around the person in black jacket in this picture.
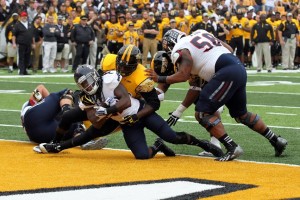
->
[189,12,215,35]
[251,14,274,72]
[12,11,35,75]
[71,15,95,72]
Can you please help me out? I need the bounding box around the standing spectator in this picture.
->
[12,11,35,75]
[27,0,37,24]
[66,16,76,64]
[105,15,118,54]
[115,14,127,52]
[32,15,43,73]
[0,0,10,26]
[251,14,274,72]
[229,9,249,64]
[71,15,95,72]
[42,15,60,73]
[216,16,230,42]
[163,18,177,36]
[54,15,70,72]
[141,11,158,66]
[5,13,19,73]
[190,13,215,35]
[243,10,257,68]
[11,0,27,14]
[278,12,299,70]
[95,14,107,69]
[57,2,69,20]
[123,23,139,46]
[87,10,98,68]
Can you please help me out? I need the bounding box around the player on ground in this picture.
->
[146,29,288,161]
[34,65,176,159]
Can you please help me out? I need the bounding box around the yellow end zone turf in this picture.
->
[0,140,299,199]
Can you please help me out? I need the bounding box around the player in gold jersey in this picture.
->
[101,45,224,158]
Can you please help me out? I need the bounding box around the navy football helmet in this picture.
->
[150,51,175,76]
[162,29,186,53]
[74,65,102,95]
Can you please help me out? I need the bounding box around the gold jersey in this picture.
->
[116,23,128,43]
[230,16,249,37]
[105,21,118,41]
[123,30,139,45]
[101,54,155,99]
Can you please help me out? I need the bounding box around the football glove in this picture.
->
[32,89,43,102]
[95,106,107,116]
[166,104,187,126]
[120,114,139,125]
[104,97,118,107]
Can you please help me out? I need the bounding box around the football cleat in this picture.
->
[198,151,214,157]
[199,140,224,157]
[215,145,243,161]
[270,136,288,157]
[33,145,42,153]
[154,138,176,157]
[81,137,109,150]
[39,143,61,154]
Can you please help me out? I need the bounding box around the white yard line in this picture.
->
[0,139,298,167]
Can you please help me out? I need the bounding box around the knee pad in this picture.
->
[196,112,221,131]
[235,112,260,129]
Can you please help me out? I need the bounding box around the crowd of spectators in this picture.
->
[0,0,299,74]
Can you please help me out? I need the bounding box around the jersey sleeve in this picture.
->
[136,78,155,93]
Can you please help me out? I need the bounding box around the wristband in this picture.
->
[176,104,187,113]
[106,105,118,115]
[157,76,167,83]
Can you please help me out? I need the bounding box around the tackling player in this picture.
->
[146,29,288,161]
[101,45,224,158]
[150,51,222,157]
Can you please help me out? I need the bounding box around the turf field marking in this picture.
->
[266,112,297,116]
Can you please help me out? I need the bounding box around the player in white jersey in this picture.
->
[146,29,288,161]
[35,65,178,159]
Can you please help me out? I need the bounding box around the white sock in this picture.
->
[9,66,13,70]
[210,136,222,149]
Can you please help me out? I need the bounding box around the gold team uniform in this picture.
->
[101,54,155,98]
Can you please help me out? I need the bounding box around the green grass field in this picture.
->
[0,69,299,165]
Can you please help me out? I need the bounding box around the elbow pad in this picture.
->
[155,87,165,101]
[140,89,161,111]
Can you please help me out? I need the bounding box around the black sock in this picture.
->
[60,129,94,150]
[219,133,237,150]
[52,127,67,143]
[261,127,278,143]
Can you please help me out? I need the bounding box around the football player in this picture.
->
[22,84,108,149]
[146,29,288,161]
[150,51,223,157]
[101,45,224,159]
[34,65,176,159]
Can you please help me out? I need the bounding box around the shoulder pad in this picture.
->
[102,71,122,94]
[136,78,155,93]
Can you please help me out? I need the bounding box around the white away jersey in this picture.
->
[171,29,231,81]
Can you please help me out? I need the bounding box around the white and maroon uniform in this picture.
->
[171,29,230,82]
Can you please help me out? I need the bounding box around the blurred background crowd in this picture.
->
[0,0,299,74]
